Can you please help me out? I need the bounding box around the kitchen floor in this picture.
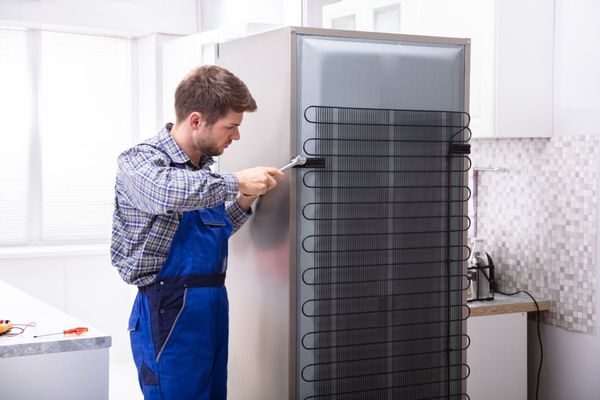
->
[109,355,142,400]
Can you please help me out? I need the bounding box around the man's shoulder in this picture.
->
[137,135,168,154]
[117,135,171,167]
[121,133,167,156]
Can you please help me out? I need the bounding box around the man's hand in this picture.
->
[234,167,285,196]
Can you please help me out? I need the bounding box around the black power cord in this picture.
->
[493,287,543,400]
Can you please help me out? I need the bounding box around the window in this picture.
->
[0,28,133,246]
[331,15,356,30]
[373,4,402,33]
[312,0,402,33]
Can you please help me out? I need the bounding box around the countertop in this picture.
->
[0,280,111,358]
[468,292,551,317]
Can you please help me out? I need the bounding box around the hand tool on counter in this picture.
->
[33,327,88,338]
[280,155,325,172]
[0,320,13,335]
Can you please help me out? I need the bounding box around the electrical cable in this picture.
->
[494,287,542,400]
[0,322,37,337]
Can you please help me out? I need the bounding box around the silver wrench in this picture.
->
[280,155,307,172]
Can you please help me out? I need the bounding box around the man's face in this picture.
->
[192,110,243,156]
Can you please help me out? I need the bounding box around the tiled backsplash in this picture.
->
[470,135,598,334]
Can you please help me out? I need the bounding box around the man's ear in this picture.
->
[189,112,205,129]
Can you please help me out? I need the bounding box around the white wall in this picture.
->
[529,1,600,399]
[553,0,600,137]
[200,0,301,30]
[0,0,200,35]
[137,33,181,139]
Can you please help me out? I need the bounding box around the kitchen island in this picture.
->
[468,292,550,400]
[0,280,111,400]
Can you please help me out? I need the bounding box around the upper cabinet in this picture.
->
[321,0,555,138]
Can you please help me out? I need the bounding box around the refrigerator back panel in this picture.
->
[296,34,469,399]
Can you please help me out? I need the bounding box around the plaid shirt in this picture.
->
[111,123,251,286]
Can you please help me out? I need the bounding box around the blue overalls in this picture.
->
[128,204,233,399]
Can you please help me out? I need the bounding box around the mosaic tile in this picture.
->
[469,135,598,335]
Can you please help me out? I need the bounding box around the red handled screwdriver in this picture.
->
[34,327,88,338]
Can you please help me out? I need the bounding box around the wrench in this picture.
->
[280,155,307,172]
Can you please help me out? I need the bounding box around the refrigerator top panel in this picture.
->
[296,33,466,113]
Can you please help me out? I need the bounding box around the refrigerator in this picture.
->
[217,26,471,400]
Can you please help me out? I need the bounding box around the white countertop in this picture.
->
[0,280,111,358]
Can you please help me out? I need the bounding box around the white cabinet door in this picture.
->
[321,0,555,138]
[468,313,528,399]
[0,348,109,400]
[496,0,554,138]
[403,0,554,138]
[399,0,496,137]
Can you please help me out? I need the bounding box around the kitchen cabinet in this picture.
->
[322,0,555,138]
[401,0,555,138]
[469,312,527,399]
[468,293,551,399]
[0,280,111,400]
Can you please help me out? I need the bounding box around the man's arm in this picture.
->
[118,147,238,214]
[225,194,257,234]
[118,146,284,216]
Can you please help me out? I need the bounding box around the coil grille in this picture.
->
[297,106,471,400]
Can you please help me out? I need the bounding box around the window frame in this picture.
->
[0,25,139,254]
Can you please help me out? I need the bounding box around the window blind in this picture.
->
[0,28,31,245]
[39,32,132,242]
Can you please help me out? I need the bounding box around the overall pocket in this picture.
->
[198,207,228,227]
[196,208,232,272]
[128,294,160,387]
[145,285,188,361]
[128,302,141,363]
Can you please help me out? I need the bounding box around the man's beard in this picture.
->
[204,146,224,157]
[205,138,227,157]
[193,130,223,157]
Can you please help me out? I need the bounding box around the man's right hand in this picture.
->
[234,167,285,196]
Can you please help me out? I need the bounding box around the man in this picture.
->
[111,65,284,399]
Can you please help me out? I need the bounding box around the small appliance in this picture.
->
[468,238,495,302]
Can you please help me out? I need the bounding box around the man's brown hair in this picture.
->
[174,65,257,126]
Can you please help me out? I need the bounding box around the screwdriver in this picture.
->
[33,327,88,338]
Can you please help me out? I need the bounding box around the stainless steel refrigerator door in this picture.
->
[217,27,294,400]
